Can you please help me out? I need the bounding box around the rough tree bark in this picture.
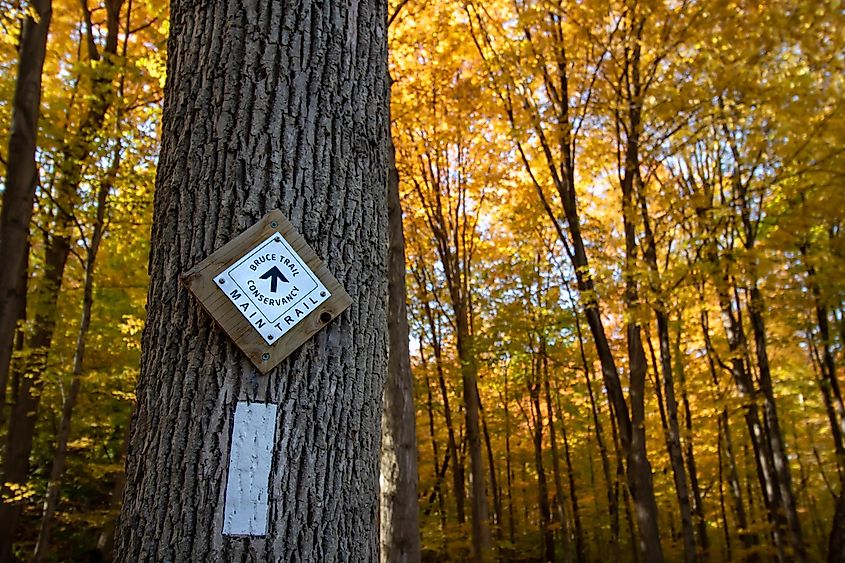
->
[380,126,421,563]
[0,0,52,428]
[114,0,389,559]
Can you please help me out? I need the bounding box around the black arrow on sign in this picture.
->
[259,266,289,293]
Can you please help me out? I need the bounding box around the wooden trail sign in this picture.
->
[181,210,352,373]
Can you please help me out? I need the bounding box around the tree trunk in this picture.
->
[504,372,516,546]
[462,337,492,561]
[674,325,709,557]
[554,389,586,563]
[542,347,578,561]
[114,0,389,557]
[33,153,113,562]
[0,0,52,429]
[830,493,845,563]
[415,265,465,525]
[380,106,421,563]
[746,284,807,562]
[712,271,787,560]
[98,423,132,562]
[571,290,616,555]
[0,3,123,556]
[619,109,665,563]
[530,375,554,563]
[637,187,696,563]
[655,310,696,563]
[480,398,503,541]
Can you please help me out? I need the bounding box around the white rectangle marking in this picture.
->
[223,401,278,536]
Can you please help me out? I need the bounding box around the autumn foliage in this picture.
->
[0,0,844,560]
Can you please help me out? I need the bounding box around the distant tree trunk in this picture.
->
[98,424,131,562]
[417,285,464,524]
[554,389,586,563]
[33,153,114,562]
[0,0,52,430]
[673,325,709,557]
[745,282,807,562]
[706,253,787,560]
[469,6,663,560]
[717,422,732,561]
[830,494,845,563]
[114,0,389,557]
[480,398,502,540]
[0,3,123,556]
[529,369,554,563]
[503,372,516,546]
[409,148,490,561]
[381,113,421,563]
[567,284,616,555]
[455,297,491,561]
[419,348,447,536]
[617,64,665,563]
[542,346,579,561]
[635,187,696,563]
[700,304,758,560]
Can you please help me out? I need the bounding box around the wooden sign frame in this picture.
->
[181,210,352,373]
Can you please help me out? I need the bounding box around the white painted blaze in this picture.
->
[223,401,278,536]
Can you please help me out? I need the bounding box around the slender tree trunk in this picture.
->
[620,147,665,563]
[381,105,421,563]
[417,271,465,525]
[543,348,579,561]
[564,280,616,554]
[419,349,447,535]
[674,325,709,558]
[713,274,788,560]
[469,8,663,557]
[33,153,114,562]
[529,374,554,563]
[0,0,52,429]
[656,310,696,563]
[504,374,515,546]
[98,423,132,562]
[0,4,123,556]
[800,245,845,560]
[830,493,845,563]
[717,422,732,561]
[114,0,390,556]
[554,390,586,563]
[635,156,696,562]
[745,283,807,562]
[480,399,502,541]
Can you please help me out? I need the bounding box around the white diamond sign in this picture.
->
[215,233,331,345]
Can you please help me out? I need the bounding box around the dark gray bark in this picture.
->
[0,0,52,430]
[380,130,421,563]
[114,0,389,558]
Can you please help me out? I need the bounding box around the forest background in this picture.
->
[0,0,843,561]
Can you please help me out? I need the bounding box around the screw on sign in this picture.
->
[181,210,352,373]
